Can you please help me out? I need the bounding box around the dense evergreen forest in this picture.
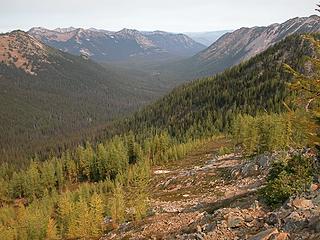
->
[0,33,319,239]
[117,34,319,141]
[0,31,166,164]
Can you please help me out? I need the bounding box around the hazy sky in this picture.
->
[1,0,318,33]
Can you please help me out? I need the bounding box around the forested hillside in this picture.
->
[0,31,165,164]
[119,34,319,140]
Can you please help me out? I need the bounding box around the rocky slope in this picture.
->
[168,15,320,79]
[0,30,50,75]
[104,138,320,240]
[28,27,206,62]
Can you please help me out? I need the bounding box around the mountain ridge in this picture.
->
[28,27,206,62]
[165,15,320,80]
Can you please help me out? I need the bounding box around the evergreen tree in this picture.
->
[110,182,125,224]
[88,193,104,237]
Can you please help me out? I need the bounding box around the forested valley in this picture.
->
[0,32,319,239]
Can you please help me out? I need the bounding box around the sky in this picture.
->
[1,0,318,33]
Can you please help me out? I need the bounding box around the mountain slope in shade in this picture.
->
[168,15,320,80]
[28,27,206,62]
[0,30,163,162]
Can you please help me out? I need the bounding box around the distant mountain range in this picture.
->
[185,30,232,46]
[28,27,206,62]
[165,15,320,80]
[0,30,164,161]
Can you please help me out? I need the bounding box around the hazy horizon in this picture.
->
[1,0,318,33]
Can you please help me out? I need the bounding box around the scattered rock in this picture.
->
[162,178,174,189]
[154,170,171,174]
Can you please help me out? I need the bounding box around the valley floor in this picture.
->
[104,138,320,239]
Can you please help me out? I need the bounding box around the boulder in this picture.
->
[308,215,320,233]
[227,215,244,228]
[244,214,254,222]
[269,232,289,240]
[257,154,271,169]
[283,211,307,231]
[312,193,320,206]
[248,228,279,240]
[241,163,259,177]
[267,213,281,226]
[292,198,314,210]
[310,183,319,192]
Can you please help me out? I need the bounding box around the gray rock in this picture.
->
[195,233,205,240]
[308,215,320,233]
[244,214,254,222]
[267,213,281,226]
[283,211,307,231]
[227,215,244,228]
[202,223,215,233]
[241,163,259,177]
[257,154,271,169]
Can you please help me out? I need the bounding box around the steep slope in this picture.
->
[167,15,320,80]
[0,30,163,162]
[120,34,319,139]
[28,27,206,62]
